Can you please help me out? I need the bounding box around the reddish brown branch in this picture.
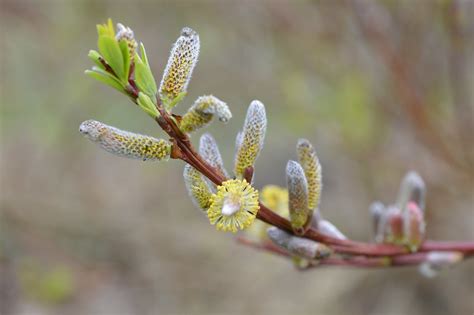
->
[236,237,469,270]
[153,97,474,260]
[113,67,474,269]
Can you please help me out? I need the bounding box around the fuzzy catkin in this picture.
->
[79,120,170,161]
[234,100,267,178]
[286,160,310,232]
[199,133,229,178]
[180,95,232,133]
[115,23,137,58]
[267,227,331,260]
[183,164,213,211]
[397,171,426,213]
[296,139,322,210]
[159,27,199,102]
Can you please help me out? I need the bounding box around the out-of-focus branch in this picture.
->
[444,0,474,168]
[351,0,469,172]
[236,237,471,270]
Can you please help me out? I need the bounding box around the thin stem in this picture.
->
[155,101,474,258]
[112,67,474,266]
[236,238,468,270]
[420,241,474,257]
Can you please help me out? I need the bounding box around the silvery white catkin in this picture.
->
[267,227,331,260]
[286,160,310,233]
[317,219,347,240]
[396,171,426,212]
[115,23,137,57]
[370,201,386,238]
[199,133,229,178]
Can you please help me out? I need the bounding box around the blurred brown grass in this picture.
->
[1,0,473,314]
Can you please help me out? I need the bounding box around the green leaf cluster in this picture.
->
[135,43,157,98]
[85,19,135,94]
[86,19,189,120]
[137,92,160,118]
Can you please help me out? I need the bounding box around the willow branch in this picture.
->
[237,237,470,270]
[156,105,474,258]
[113,67,474,264]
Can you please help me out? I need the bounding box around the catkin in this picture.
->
[286,160,310,233]
[159,27,200,103]
[79,120,170,161]
[180,95,232,133]
[296,139,322,210]
[234,100,267,178]
[199,133,229,178]
[183,165,213,211]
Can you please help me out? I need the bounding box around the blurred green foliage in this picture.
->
[19,261,74,304]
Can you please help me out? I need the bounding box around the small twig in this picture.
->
[112,59,474,269]
[243,166,254,183]
[236,237,469,270]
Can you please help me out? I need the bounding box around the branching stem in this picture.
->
[115,68,474,268]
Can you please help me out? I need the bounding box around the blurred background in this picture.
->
[1,0,473,314]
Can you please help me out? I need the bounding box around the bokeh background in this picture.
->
[1,0,473,314]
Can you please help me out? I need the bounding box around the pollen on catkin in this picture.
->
[286,160,310,234]
[234,100,267,179]
[207,179,260,233]
[297,139,322,210]
[159,27,200,104]
[199,133,229,178]
[79,120,171,161]
[183,164,213,211]
[180,95,232,133]
[115,23,137,58]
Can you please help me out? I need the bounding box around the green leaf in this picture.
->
[163,91,187,111]
[137,92,160,118]
[135,56,157,98]
[97,18,115,37]
[85,69,125,94]
[139,43,149,67]
[88,50,105,70]
[118,40,131,81]
[98,35,125,82]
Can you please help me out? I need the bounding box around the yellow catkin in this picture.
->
[183,165,213,211]
[79,120,170,161]
[234,100,267,178]
[207,179,259,233]
[296,139,322,210]
[246,185,289,240]
[180,95,232,133]
[159,27,199,102]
